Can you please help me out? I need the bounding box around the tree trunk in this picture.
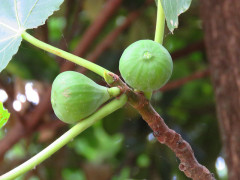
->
[200,0,240,179]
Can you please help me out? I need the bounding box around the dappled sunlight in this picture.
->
[215,156,228,179]
[12,100,21,112]
[0,89,8,103]
[25,82,39,105]
[16,93,26,103]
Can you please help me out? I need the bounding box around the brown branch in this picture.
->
[159,69,209,92]
[0,0,123,159]
[172,41,205,60]
[0,122,24,163]
[107,72,215,180]
[37,121,65,132]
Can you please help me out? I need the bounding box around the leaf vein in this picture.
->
[0,35,18,43]
[14,0,21,29]
[0,22,18,32]
[0,46,6,68]
[0,37,17,54]
[23,0,40,27]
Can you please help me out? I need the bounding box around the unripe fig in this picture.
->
[51,71,111,124]
[119,40,173,92]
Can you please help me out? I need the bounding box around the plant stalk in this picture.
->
[21,32,110,78]
[108,87,121,97]
[154,0,165,44]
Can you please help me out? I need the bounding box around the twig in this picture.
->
[172,41,205,60]
[107,72,215,180]
[159,69,209,92]
[37,121,65,132]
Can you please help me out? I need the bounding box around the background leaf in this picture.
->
[0,0,64,72]
[0,102,10,129]
[161,0,192,32]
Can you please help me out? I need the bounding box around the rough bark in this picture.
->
[200,0,240,179]
[108,72,215,180]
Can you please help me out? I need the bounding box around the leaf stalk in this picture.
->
[21,32,110,78]
[154,0,165,44]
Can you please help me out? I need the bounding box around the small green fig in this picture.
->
[51,71,110,124]
[119,40,173,92]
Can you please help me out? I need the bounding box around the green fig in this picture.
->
[119,40,173,92]
[51,71,110,124]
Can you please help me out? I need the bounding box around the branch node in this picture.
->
[108,72,119,84]
[179,162,188,172]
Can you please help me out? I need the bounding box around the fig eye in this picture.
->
[143,51,153,59]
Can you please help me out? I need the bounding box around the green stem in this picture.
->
[154,0,165,44]
[0,95,127,180]
[143,91,153,100]
[21,31,110,78]
[108,87,121,97]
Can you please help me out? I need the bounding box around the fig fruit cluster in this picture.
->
[119,40,173,92]
[51,40,172,123]
[51,71,110,124]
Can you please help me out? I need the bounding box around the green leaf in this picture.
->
[0,25,22,73]
[0,102,10,129]
[0,0,64,72]
[160,0,192,33]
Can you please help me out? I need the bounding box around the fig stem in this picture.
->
[143,91,153,100]
[0,95,127,180]
[21,31,111,78]
[108,87,121,97]
[154,0,165,44]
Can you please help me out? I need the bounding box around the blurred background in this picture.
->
[1,0,237,179]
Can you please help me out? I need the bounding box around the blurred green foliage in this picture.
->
[0,0,224,179]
